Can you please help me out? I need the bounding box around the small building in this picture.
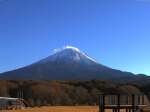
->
[0,97,27,110]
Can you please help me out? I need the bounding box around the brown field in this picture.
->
[6,106,150,112]
[7,106,99,112]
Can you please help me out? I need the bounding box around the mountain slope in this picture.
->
[0,46,136,80]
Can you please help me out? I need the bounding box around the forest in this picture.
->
[0,80,150,106]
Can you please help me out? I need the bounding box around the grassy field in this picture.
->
[6,106,150,112]
[7,106,99,112]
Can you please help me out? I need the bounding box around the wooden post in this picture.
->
[99,95,101,112]
[99,94,105,112]
[138,95,140,105]
[117,94,120,112]
[129,108,131,112]
[113,108,115,112]
[132,94,135,112]
[126,95,128,105]
[103,95,105,112]
[142,95,144,105]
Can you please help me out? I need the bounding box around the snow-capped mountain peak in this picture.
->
[0,45,136,80]
[54,46,97,62]
[39,45,98,64]
[53,45,81,54]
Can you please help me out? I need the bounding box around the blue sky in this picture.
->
[0,0,150,75]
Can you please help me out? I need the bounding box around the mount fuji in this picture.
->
[0,46,137,80]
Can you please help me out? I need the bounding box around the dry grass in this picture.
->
[7,106,99,112]
[6,106,150,112]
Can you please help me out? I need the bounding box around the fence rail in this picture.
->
[99,94,147,112]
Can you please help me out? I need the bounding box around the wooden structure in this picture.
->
[99,94,147,112]
[0,97,28,110]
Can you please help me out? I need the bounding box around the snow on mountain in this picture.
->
[0,45,136,80]
[38,45,98,65]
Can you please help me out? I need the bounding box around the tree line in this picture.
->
[0,80,149,106]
